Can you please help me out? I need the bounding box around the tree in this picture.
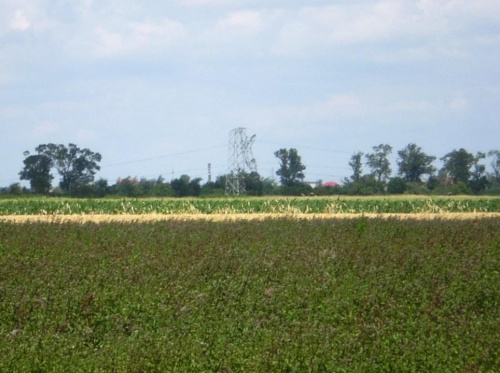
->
[242,171,264,196]
[274,148,306,186]
[366,144,393,183]
[19,152,54,194]
[349,152,363,182]
[440,148,475,184]
[8,183,23,195]
[34,143,102,193]
[151,176,173,197]
[387,177,407,194]
[115,177,141,197]
[92,179,109,198]
[344,174,385,195]
[469,152,488,194]
[488,150,500,183]
[397,143,436,183]
[171,175,202,197]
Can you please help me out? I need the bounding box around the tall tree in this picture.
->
[488,150,500,182]
[366,144,393,182]
[440,148,474,184]
[35,143,102,192]
[469,152,488,194]
[348,152,364,182]
[19,152,54,194]
[397,143,436,182]
[274,148,306,186]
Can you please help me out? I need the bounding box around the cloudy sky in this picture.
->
[1,0,499,187]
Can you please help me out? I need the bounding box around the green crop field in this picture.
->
[1,195,500,215]
[1,217,499,371]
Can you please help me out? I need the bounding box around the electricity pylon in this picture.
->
[225,128,257,196]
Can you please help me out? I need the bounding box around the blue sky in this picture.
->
[1,0,500,187]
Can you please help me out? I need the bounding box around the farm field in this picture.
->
[1,195,500,217]
[1,217,499,371]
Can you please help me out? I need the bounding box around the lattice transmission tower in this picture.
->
[225,127,257,196]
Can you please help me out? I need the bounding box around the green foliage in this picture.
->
[8,183,23,196]
[1,196,500,215]
[344,175,386,195]
[278,183,313,196]
[488,150,500,183]
[348,151,364,182]
[440,148,475,184]
[1,218,499,371]
[469,152,489,194]
[20,144,102,195]
[404,181,430,195]
[171,175,202,197]
[397,143,436,182]
[242,171,265,196]
[387,177,407,194]
[366,144,393,183]
[35,143,102,193]
[19,154,54,194]
[274,148,306,186]
[114,177,142,197]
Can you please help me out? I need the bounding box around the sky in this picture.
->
[1,0,500,187]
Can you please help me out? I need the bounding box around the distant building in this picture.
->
[304,180,339,189]
[322,181,339,188]
[304,180,322,189]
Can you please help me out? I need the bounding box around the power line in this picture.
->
[101,145,226,168]
[255,140,351,154]
[100,141,348,170]
[259,160,351,171]
[0,178,20,184]
[306,172,345,179]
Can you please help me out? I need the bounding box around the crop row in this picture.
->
[1,218,499,371]
[1,196,500,215]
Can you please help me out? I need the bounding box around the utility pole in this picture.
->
[208,163,212,183]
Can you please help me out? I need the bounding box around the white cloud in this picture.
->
[77,129,97,142]
[93,27,124,55]
[234,94,362,135]
[33,122,59,136]
[216,11,263,35]
[418,0,500,20]
[131,18,186,44]
[316,95,361,116]
[328,1,408,45]
[273,20,312,55]
[273,0,500,56]
[10,10,31,31]
[382,100,434,113]
[178,0,256,8]
[374,47,432,63]
[77,0,95,14]
[92,18,186,57]
[2,3,53,35]
[272,1,424,54]
[474,35,500,46]
[449,94,469,111]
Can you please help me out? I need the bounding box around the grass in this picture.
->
[1,218,499,371]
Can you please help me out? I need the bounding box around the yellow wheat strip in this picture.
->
[1,212,500,224]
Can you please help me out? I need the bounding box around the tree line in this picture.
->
[343,144,499,196]
[2,142,500,197]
